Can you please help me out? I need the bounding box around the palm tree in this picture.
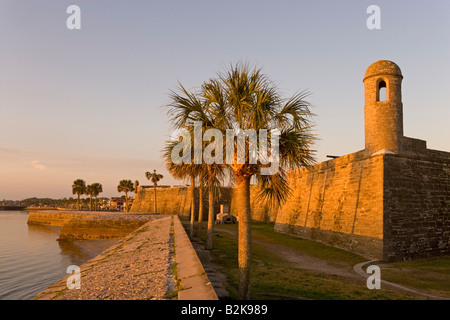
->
[117,180,134,212]
[91,183,103,211]
[197,176,205,236]
[204,168,225,250]
[162,135,201,237]
[165,87,228,244]
[165,62,316,299]
[86,184,95,211]
[145,170,164,213]
[134,180,139,195]
[72,179,86,211]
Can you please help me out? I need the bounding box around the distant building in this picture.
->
[109,197,124,211]
[110,196,134,211]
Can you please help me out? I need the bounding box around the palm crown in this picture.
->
[117,180,134,212]
[72,179,86,211]
[145,170,164,185]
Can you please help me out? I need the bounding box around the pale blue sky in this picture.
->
[1,0,449,199]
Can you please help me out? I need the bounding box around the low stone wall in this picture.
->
[59,216,153,240]
[173,216,218,300]
[28,211,158,240]
[28,211,98,227]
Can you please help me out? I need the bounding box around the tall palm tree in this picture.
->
[91,183,103,211]
[165,62,316,299]
[86,184,95,211]
[117,180,134,212]
[72,179,86,211]
[145,170,164,213]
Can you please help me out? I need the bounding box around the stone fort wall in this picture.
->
[275,147,450,261]
[130,185,278,222]
[275,150,385,260]
[383,150,450,261]
[130,147,450,261]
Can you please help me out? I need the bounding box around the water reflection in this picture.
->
[0,211,117,300]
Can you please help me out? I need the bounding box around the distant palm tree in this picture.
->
[91,183,103,211]
[145,170,164,213]
[117,180,134,212]
[72,179,86,211]
[86,184,95,211]
[166,62,316,299]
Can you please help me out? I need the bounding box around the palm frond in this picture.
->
[255,169,292,209]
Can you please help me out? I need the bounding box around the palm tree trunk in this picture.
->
[77,194,80,211]
[153,183,157,213]
[205,186,214,250]
[89,195,92,211]
[189,175,196,237]
[125,191,128,212]
[95,196,98,211]
[197,179,204,236]
[236,174,252,300]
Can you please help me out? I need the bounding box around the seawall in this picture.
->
[32,214,217,300]
[28,210,155,240]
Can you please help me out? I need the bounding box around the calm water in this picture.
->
[0,211,106,300]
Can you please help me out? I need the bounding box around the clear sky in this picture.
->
[1,0,449,200]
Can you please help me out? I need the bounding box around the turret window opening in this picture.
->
[377,80,387,102]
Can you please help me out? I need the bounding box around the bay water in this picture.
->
[0,210,114,300]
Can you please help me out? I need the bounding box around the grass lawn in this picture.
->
[379,258,450,298]
[191,221,431,300]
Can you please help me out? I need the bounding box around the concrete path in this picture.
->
[353,260,449,300]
